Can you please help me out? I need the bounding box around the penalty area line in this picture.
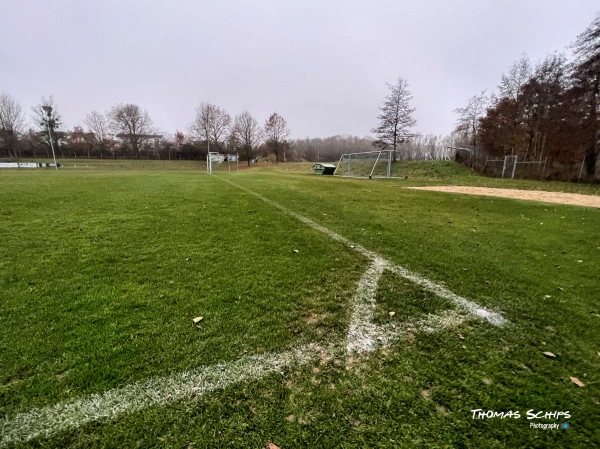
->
[0,344,326,447]
[216,176,507,327]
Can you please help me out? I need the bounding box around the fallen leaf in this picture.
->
[292,249,299,253]
[435,404,450,415]
[192,317,203,324]
[543,351,556,358]
[482,377,492,385]
[457,333,465,340]
[544,295,552,299]
[597,352,600,357]
[570,377,585,387]
[388,311,396,317]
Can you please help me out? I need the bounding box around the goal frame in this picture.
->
[333,150,393,179]
[206,152,225,175]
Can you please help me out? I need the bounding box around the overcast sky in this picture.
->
[1,0,598,139]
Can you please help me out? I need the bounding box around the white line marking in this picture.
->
[219,176,507,328]
[1,176,508,445]
[0,344,324,446]
[345,258,387,353]
[385,264,506,326]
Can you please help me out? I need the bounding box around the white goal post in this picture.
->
[334,150,393,178]
[206,152,225,174]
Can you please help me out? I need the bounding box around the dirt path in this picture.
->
[408,186,600,209]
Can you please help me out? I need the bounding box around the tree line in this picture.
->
[0,97,293,164]
[0,85,448,163]
[453,13,600,181]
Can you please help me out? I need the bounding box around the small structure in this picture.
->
[312,163,336,175]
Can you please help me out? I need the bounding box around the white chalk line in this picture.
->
[0,176,507,446]
[0,344,329,446]
[218,176,507,329]
[344,258,481,354]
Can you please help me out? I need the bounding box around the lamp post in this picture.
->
[42,106,58,170]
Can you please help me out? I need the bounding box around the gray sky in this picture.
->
[1,0,597,139]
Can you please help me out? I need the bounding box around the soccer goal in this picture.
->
[334,150,393,178]
[206,152,225,174]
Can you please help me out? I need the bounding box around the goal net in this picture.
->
[334,150,393,178]
[207,152,225,174]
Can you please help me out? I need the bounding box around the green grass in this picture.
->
[1,163,599,448]
[45,158,206,170]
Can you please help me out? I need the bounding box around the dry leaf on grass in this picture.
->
[543,351,556,358]
[570,377,585,388]
[192,316,203,324]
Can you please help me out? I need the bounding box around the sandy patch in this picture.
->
[408,186,600,209]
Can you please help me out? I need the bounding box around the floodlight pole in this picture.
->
[42,106,58,170]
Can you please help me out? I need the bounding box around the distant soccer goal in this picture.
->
[206,152,225,174]
[334,150,393,178]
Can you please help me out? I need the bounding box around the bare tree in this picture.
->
[264,112,290,162]
[108,103,153,159]
[85,110,108,142]
[498,54,532,102]
[490,55,533,156]
[189,103,231,153]
[371,77,416,161]
[32,96,62,157]
[454,90,488,150]
[232,111,263,165]
[0,93,25,158]
[84,110,110,158]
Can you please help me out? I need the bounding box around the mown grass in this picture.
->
[28,158,207,170]
[1,163,599,448]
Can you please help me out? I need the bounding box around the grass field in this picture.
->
[1,162,599,448]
